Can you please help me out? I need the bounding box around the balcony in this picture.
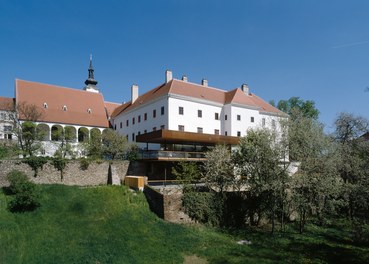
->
[138,150,206,161]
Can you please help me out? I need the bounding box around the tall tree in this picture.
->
[233,129,289,232]
[333,113,369,221]
[275,97,319,120]
[204,145,234,194]
[87,129,103,159]
[101,129,128,159]
[289,112,341,232]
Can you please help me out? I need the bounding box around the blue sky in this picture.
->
[1,0,368,131]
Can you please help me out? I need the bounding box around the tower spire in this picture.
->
[84,54,99,93]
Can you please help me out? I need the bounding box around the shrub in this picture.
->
[7,170,29,194]
[23,156,48,177]
[52,157,67,181]
[79,158,90,170]
[0,143,18,159]
[6,170,40,212]
[182,190,223,226]
[0,145,9,159]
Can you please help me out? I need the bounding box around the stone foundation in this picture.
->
[144,185,193,224]
[0,159,129,187]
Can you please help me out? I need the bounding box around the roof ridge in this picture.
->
[16,79,103,97]
[172,78,227,93]
[104,100,121,105]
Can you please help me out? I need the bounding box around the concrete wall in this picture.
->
[0,159,129,187]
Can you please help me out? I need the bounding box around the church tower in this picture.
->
[84,55,99,93]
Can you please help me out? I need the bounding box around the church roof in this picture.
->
[0,97,15,111]
[104,101,121,118]
[112,79,285,117]
[15,79,110,128]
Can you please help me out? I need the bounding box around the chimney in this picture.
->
[182,75,188,82]
[131,84,139,103]
[165,70,173,83]
[202,79,208,87]
[241,83,249,95]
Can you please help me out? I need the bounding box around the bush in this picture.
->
[52,157,67,181]
[182,190,223,226]
[6,170,40,212]
[79,158,90,170]
[0,145,9,159]
[7,170,29,194]
[0,143,18,159]
[23,156,48,177]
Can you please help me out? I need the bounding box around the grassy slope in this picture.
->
[0,185,368,264]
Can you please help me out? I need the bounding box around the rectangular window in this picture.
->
[120,122,122,129]
[215,113,219,120]
[144,113,147,121]
[225,131,228,136]
[126,120,129,127]
[153,127,157,131]
[138,115,141,123]
[225,114,228,121]
[237,131,241,137]
[160,125,165,130]
[237,115,241,121]
[179,106,184,115]
[114,124,117,130]
[178,125,184,132]
[197,127,203,133]
[153,109,156,118]
[4,126,12,132]
[132,133,135,141]
[132,117,135,125]
[272,119,276,128]
[214,129,219,135]
[161,106,165,115]
[198,110,202,118]
[251,117,254,123]
[262,118,266,126]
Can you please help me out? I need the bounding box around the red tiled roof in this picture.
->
[112,79,285,117]
[0,97,15,111]
[16,79,110,127]
[104,101,121,118]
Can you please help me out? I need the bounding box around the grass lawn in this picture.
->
[0,184,368,263]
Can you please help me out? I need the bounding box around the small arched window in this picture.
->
[43,102,48,109]
[63,105,67,111]
[87,108,92,114]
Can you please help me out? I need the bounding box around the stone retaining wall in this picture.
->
[144,185,193,224]
[0,159,130,187]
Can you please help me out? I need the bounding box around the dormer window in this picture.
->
[87,108,92,114]
[43,102,48,109]
[63,105,67,111]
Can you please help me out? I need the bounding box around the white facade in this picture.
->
[112,77,285,149]
[0,110,14,140]
[113,96,168,148]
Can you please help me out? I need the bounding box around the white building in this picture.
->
[110,71,287,180]
[0,97,15,140]
[112,70,286,150]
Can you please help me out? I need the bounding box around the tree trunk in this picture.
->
[281,201,285,232]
